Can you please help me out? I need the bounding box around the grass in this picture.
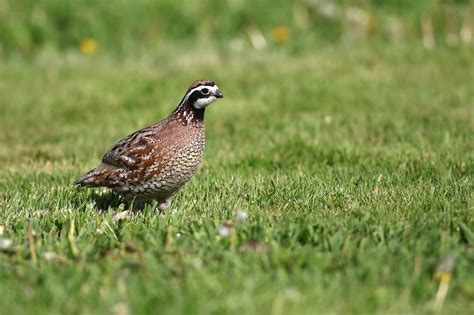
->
[0,44,473,314]
[2,0,473,56]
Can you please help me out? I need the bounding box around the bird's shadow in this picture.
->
[89,191,154,213]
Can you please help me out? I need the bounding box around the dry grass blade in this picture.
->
[27,222,37,265]
[68,217,80,258]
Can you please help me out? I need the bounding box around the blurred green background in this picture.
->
[1,0,473,57]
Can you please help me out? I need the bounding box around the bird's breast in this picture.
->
[134,125,206,196]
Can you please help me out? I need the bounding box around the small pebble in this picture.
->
[219,225,231,237]
[0,238,13,251]
[113,211,130,223]
[236,209,248,221]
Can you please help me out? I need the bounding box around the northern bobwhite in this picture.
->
[75,80,224,211]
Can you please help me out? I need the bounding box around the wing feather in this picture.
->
[101,122,169,170]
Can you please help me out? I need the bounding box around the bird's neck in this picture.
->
[171,102,205,125]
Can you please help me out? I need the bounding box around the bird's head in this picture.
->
[183,80,224,109]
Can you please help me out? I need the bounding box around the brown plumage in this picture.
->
[75,79,224,211]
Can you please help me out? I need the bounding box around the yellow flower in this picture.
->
[434,271,452,283]
[79,39,98,55]
[272,26,290,43]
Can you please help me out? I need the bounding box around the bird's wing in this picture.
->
[101,121,176,171]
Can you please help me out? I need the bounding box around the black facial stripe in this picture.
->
[188,89,208,103]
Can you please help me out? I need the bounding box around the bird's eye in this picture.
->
[201,88,209,95]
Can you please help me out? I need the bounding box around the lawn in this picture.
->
[0,44,473,314]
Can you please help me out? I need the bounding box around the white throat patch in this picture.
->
[194,96,217,109]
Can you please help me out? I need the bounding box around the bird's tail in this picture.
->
[74,164,113,187]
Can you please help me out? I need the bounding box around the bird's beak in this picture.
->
[215,90,224,98]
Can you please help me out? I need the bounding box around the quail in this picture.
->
[75,80,224,211]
